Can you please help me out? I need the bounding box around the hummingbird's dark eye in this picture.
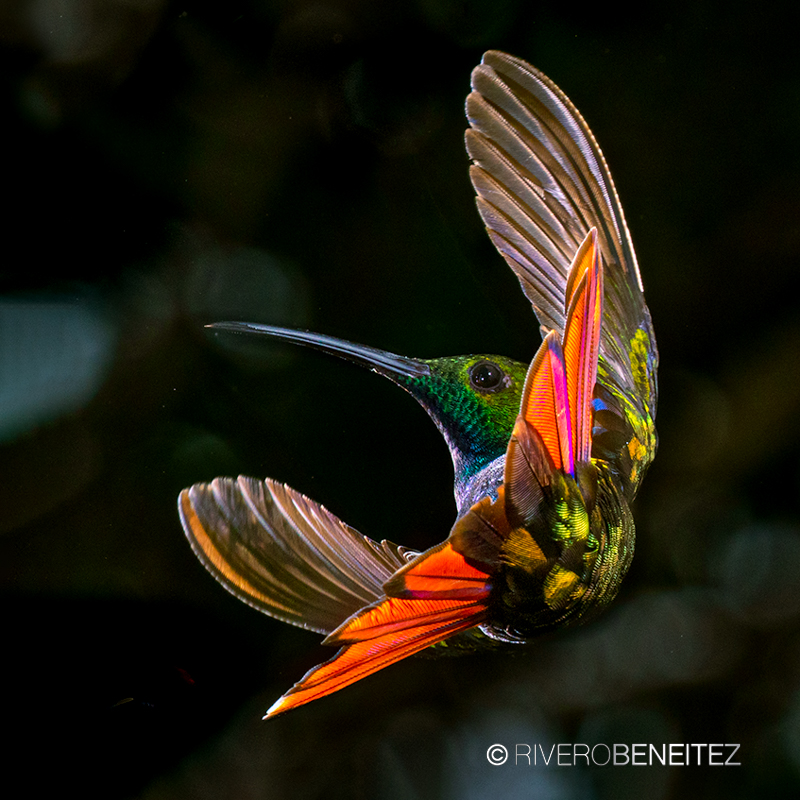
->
[469,360,505,392]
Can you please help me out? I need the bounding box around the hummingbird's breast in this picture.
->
[454,454,506,517]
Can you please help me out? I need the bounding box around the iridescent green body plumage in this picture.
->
[593,327,658,501]
[490,464,633,639]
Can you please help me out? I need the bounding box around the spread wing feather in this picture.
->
[179,477,411,635]
[466,50,657,498]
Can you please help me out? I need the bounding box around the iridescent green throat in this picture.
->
[397,354,528,484]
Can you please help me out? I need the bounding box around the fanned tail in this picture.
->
[264,594,487,718]
[264,526,495,717]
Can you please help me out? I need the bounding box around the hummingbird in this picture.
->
[179,51,658,718]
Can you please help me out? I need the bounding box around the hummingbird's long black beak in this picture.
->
[208,322,432,382]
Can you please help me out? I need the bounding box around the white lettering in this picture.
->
[573,743,590,766]
[649,744,666,765]
[691,743,707,764]
[516,744,531,766]
[725,744,741,766]
[538,744,555,765]
[669,743,684,766]
[591,744,611,766]
[614,744,630,765]
[497,741,742,767]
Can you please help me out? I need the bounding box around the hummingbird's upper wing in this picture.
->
[466,50,657,499]
[179,477,411,635]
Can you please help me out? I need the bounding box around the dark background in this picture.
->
[2,1,800,798]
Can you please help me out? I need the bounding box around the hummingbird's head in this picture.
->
[207,323,528,491]
[405,354,528,482]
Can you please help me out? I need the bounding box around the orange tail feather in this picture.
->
[562,228,603,463]
[264,595,487,718]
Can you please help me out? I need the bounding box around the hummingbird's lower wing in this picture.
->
[179,477,412,634]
